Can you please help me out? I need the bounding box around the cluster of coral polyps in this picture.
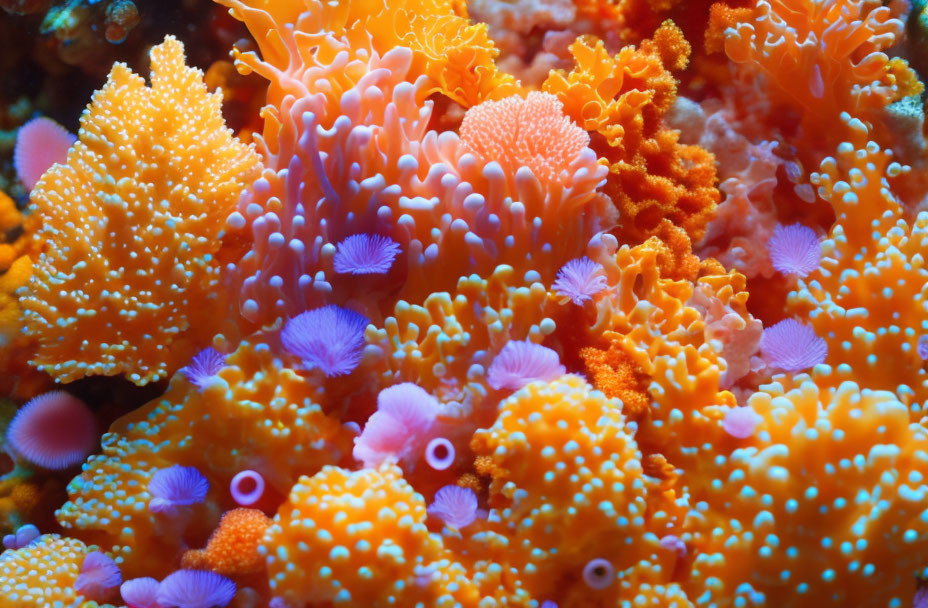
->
[2,0,928,606]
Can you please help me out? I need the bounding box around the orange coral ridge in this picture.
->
[0,534,92,607]
[20,36,260,385]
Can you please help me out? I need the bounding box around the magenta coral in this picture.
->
[7,391,96,470]
[14,116,76,190]
[229,470,265,507]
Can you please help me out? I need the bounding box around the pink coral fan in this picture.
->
[427,485,478,529]
[14,117,76,190]
[487,340,566,390]
[552,257,608,305]
[156,569,235,608]
[7,391,96,470]
[148,465,209,514]
[121,577,162,608]
[180,347,226,391]
[280,306,368,377]
[333,234,402,275]
[353,383,439,467]
[767,223,821,277]
[760,318,827,373]
[75,551,122,601]
[459,91,592,184]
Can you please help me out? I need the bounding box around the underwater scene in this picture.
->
[1,0,928,606]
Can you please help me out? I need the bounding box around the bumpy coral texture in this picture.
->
[263,464,478,607]
[20,36,260,385]
[56,335,353,577]
[0,534,91,607]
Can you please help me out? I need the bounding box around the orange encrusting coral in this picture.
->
[20,36,260,386]
[183,508,272,576]
[0,534,91,607]
[788,114,928,410]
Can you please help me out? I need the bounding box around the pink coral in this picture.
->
[7,391,96,470]
[14,117,76,190]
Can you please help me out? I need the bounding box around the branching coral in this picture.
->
[218,0,608,328]
[20,36,260,386]
[788,114,928,408]
[708,0,922,147]
[544,21,719,246]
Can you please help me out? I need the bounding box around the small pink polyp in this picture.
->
[425,437,455,471]
[230,470,265,506]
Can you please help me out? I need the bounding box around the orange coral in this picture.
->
[263,464,479,607]
[709,0,922,145]
[689,375,928,606]
[0,534,91,607]
[544,22,719,246]
[183,508,271,576]
[56,334,353,577]
[789,114,928,408]
[20,36,260,385]
[459,91,594,185]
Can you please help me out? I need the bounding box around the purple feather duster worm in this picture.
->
[156,569,236,608]
[280,305,369,377]
[767,223,820,277]
[427,485,478,529]
[333,233,401,274]
[148,465,209,514]
[552,256,608,305]
[759,318,827,372]
[487,341,566,390]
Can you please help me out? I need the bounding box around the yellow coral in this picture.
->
[0,534,90,607]
[21,36,260,385]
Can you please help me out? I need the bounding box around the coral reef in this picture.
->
[0,0,927,606]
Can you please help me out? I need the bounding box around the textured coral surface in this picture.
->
[1,0,928,607]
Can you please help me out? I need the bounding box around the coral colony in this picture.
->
[6,0,928,606]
